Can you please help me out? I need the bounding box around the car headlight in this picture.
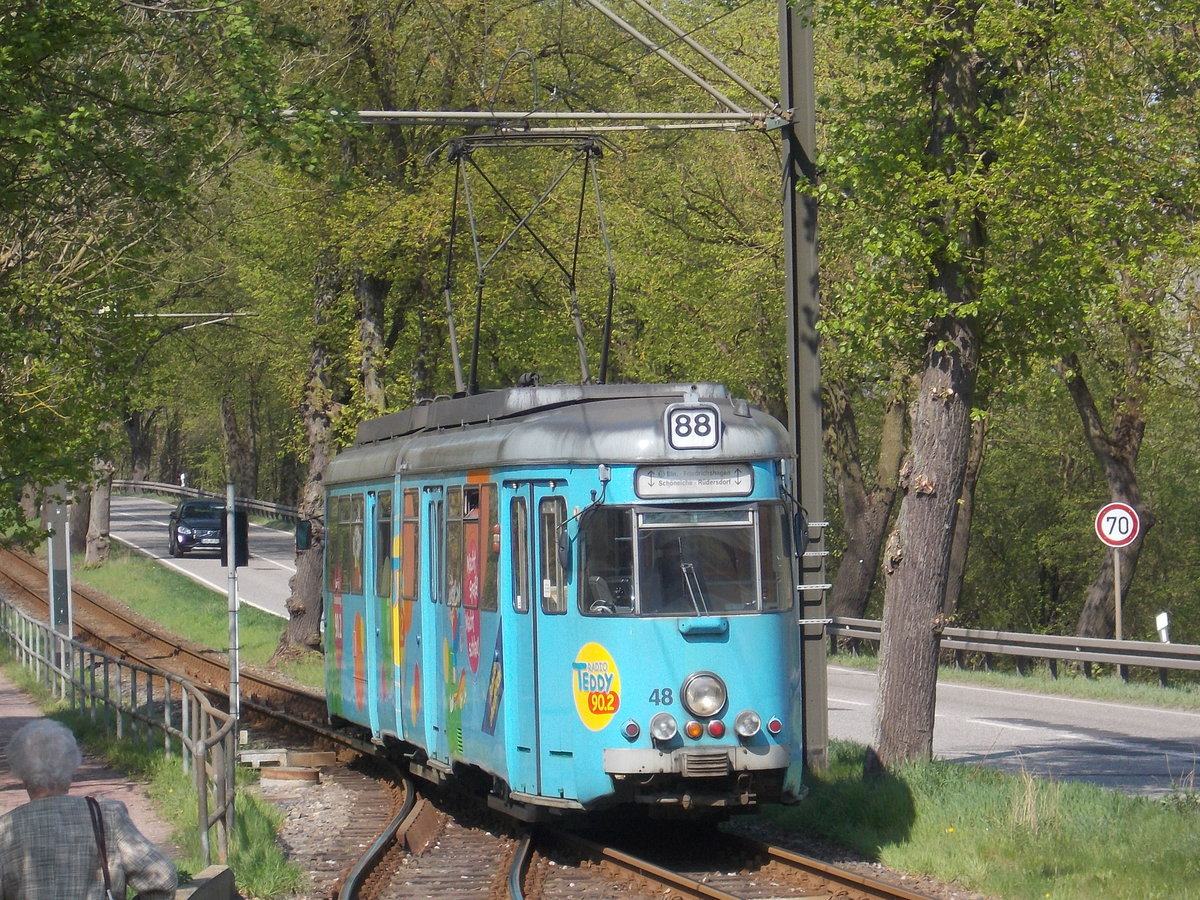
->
[681,672,727,718]
[177,525,194,536]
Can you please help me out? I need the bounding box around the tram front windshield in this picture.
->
[579,505,792,616]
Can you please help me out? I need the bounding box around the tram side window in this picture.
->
[511,497,529,613]
[324,495,343,593]
[375,491,393,600]
[451,484,499,612]
[477,484,499,612]
[326,493,365,595]
[539,497,567,614]
[428,492,444,602]
[760,504,794,611]
[446,486,464,606]
[580,507,634,615]
[400,489,420,604]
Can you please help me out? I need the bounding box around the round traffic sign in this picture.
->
[1095,502,1140,548]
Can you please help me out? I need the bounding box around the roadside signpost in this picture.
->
[1095,501,1141,641]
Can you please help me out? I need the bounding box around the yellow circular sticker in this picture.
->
[572,642,621,731]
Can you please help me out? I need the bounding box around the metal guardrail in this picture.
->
[114,480,299,523]
[0,599,236,866]
[828,616,1200,678]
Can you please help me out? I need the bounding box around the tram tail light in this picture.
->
[706,720,726,739]
[621,719,641,741]
[766,716,783,736]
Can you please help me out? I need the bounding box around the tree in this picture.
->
[249,0,795,654]
[816,0,1200,766]
[822,372,908,619]
[1,0,290,541]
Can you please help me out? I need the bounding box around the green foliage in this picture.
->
[1,0,298,528]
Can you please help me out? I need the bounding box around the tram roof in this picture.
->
[327,382,791,483]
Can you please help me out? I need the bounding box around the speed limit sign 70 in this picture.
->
[1095,502,1140,548]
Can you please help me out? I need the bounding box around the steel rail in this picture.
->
[549,827,943,900]
[337,775,417,900]
[724,833,944,900]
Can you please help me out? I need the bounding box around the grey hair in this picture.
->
[7,719,82,794]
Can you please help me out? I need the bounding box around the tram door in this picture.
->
[422,487,450,764]
[505,484,575,801]
[360,491,382,738]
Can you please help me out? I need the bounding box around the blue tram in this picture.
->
[321,381,806,818]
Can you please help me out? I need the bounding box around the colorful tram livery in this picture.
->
[322,382,806,818]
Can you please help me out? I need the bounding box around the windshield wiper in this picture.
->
[680,562,708,616]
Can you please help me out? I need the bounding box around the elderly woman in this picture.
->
[0,719,177,899]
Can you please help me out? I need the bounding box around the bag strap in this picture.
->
[86,796,113,897]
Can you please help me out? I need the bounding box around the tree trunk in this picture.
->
[873,316,979,769]
[84,460,114,566]
[411,307,439,401]
[357,269,390,414]
[943,414,988,617]
[1058,341,1154,638]
[220,395,256,499]
[275,252,344,660]
[69,490,90,556]
[123,408,156,483]
[823,376,908,619]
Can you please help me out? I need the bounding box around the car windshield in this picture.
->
[182,501,224,517]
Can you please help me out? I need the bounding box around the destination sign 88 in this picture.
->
[665,403,721,451]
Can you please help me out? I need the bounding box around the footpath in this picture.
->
[0,669,237,898]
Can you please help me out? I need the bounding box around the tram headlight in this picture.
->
[650,712,678,743]
[734,710,762,738]
[681,672,727,718]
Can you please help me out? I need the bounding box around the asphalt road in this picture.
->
[109,494,1199,796]
[111,494,294,618]
[829,665,1200,797]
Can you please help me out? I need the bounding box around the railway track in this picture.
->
[0,546,341,742]
[1,547,950,900]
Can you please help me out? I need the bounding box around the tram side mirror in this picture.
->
[793,510,810,558]
[556,528,571,570]
[296,519,313,551]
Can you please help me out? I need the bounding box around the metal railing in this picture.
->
[0,598,235,865]
[828,616,1200,681]
[114,479,299,523]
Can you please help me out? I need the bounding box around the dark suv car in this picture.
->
[168,499,225,556]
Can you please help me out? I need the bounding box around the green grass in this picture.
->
[767,741,1200,900]
[75,545,324,689]
[0,660,307,899]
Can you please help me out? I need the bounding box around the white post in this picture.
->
[226,483,240,724]
[1113,547,1122,642]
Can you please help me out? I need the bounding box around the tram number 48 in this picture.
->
[649,688,674,706]
[667,404,721,451]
